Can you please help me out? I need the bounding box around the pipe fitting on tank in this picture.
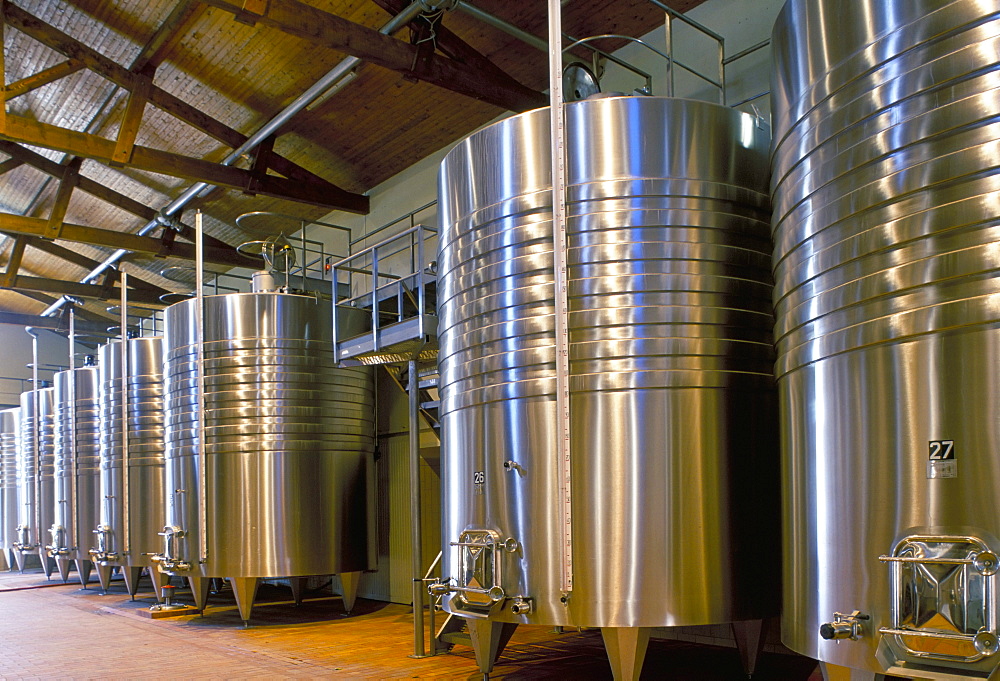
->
[90,526,119,564]
[427,580,453,597]
[12,524,36,552]
[47,525,69,557]
[510,596,533,615]
[503,460,524,475]
[152,526,192,572]
[820,611,868,641]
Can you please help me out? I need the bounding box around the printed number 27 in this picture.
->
[929,440,955,460]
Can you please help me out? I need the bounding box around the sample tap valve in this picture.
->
[820,611,869,641]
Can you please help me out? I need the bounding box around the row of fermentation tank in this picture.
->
[1,0,998,678]
[0,295,375,624]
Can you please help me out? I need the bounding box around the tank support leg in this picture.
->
[55,557,71,584]
[13,549,25,572]
[601,626,651,681]
[95,563,113,592]
[0,548,7,571]
[229,577,260,627]
[39,548,54,578]
[187,576,211,613]
[151,570,170,602]
[289,576,307,606]
[75,559,92,588]
[467,619,518,675]
[339,571,362,614]
[732,619,768,677]
[818,662,887,681]
[122,565,142,599]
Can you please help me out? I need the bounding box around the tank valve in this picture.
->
[90,526,118,563]
[428,581,452,597]
[510,597,532,615]
[503,460,524,474]
[820,611,868,641]
[153,526,192,572]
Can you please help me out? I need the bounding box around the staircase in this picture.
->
[331,223,454,658]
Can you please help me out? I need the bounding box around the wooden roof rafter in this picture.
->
[2,2,371,213]
[0,243,164,316]
[200,0,549,112]
[0,140,250,257]
[0,310,121,334]
[371,0,526,87]
[6,234,172,297]
[4,58,85,101]
[2,273,166,307]
[10,290,119,324]
[0,212,256,268]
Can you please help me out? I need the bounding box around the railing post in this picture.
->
[408,358,425,658]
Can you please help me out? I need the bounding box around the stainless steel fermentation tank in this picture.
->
[0,407,19,570]
[158,292,375,623]
[50,364,100,586]
[434,96,779,679]
[92,338,168,599]
[772,1,1000,678]
[14,387,55,575]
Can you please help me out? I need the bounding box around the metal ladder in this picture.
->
[330,223,442,658]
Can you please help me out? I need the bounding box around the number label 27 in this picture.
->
[929,440,955,460]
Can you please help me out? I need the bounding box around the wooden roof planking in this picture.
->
[0,0,703,318]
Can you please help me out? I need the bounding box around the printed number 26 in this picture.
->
[473,471,485,485]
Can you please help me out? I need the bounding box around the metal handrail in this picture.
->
[331,224,435,361]
[350,201,437,248]
[562,34,664,94]
[650,0,724,41]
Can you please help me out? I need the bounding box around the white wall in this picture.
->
[0,326,87,408]
[601,0,784,119]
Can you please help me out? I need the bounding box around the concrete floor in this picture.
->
[0,566,821,679]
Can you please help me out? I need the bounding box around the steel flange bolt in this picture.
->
[975,630,1000,656]
[975,551,999,576]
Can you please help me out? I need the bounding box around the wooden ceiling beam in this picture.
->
[0,157,23,175]
[13,235,171,297]
[199,0,548,112]
[371,0,521,87]
[2,275,165,307]
[136,0,202,72]
[0,212,251,268]
[44,157,83,240]
[0,310,116,335]
[0,141,236,253]
[1,3,6,133]
[0,114,356,210]
[6,4,369,214]
[8,290,117,323]
[5,59,86,101]
[112,65,154,166]
[2,236,26,288]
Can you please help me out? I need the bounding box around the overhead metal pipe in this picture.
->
[458,1,547,51]
[455,1,650,93]
[41,0,426,317]
[24,327,41,562]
